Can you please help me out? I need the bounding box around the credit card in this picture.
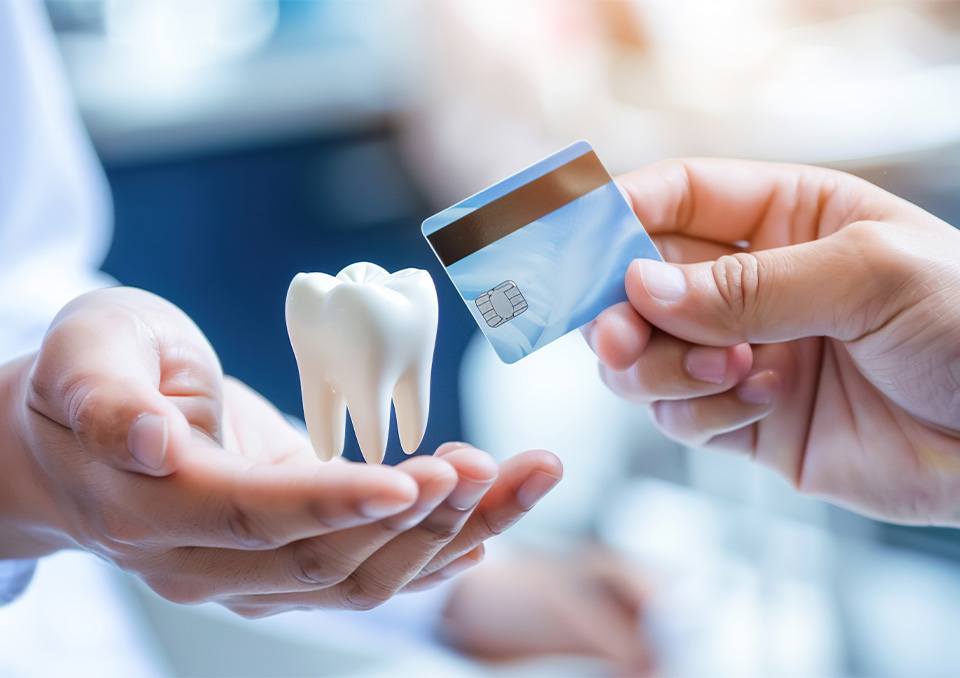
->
[422,140,661,364]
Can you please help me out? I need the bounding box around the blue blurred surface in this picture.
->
[102,131,477,465]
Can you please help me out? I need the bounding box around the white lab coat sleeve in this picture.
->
[0,1,114,603]
[0,0,115,365]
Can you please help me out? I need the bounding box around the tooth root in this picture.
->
[393,364,431,454]
[300,377,346,461]
[345,384,392,465]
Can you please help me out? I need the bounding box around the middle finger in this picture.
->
[599,332,753,403]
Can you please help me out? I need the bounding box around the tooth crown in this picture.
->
[286,262,438,464]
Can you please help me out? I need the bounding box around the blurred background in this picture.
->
[4,0,960,676]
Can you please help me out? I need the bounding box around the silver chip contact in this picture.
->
[475,281,528,328]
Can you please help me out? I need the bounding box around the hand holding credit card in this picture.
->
[423,141,662,363]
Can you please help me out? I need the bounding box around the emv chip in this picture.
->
[475,281,528,328]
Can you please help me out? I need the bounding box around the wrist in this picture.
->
[0,353,73,558]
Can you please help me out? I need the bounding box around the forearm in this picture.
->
[0,353,71,559]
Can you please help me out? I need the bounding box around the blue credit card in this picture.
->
[422,140,662,364]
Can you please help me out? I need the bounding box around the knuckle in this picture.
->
[289,542,350,588]
[421,520,461,543]
[27,308,128,413]
[27,358,96,431]
[223,501,276,549]
[710,252,761,322]
[479,509,512,537]
[56,373,136,454]
[67,380,110,443]
[344,580,393,611]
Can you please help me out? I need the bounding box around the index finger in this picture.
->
[616,158,894,247]
[113,448,419,550]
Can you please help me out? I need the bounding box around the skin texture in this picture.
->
[0,287,562,617]
[584,158,960,526]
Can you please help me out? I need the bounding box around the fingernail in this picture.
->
[516,471,561,510]
[635,258,686,302]
[447,478,491,511]
[737,370,779,406]
[360,496,415,519]
[684,346,727,385]
[128,413,168,470]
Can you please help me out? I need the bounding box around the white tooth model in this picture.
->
[285,262,439,464]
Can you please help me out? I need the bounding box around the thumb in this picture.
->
[626,221,911,346]
[27,288,223,476]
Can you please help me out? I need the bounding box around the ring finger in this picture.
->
[650,369,780,448]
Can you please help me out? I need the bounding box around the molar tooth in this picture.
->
[285,263,438,463]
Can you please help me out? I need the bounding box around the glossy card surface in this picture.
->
[422,141,661,363]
